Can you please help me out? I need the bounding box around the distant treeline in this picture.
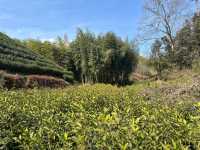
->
[149,13,200,78]
[0,30,138,85]
[22,29,138,85]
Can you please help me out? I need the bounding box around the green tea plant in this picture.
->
[0,84,200,149]
[0,32,73,82]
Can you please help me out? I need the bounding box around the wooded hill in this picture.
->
[0,32,73,82]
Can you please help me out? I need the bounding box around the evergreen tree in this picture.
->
[191,14,200,58]
[174,21,193,69]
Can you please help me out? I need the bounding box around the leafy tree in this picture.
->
[119,41,138,84]
[76,29,92,83]
[150,13,200,73]
[18,29,138,85]
[23,39,54,60]
[174,21,193,69]
[150,40,168,78]
[88,43,102,83]
[69,29,138,85]
[191,14,200,58]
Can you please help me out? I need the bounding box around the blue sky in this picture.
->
[0,0,195,55]
[0,0,143,40]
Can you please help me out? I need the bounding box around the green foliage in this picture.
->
[0,30,138,85]
[174,21,193,69]
[70,29,138,85]
[150,14,200,74]
[0,84,200,149]
[0,71,5,88]
[0,32,73,82]
[23,39,54,60]
[150,40,169,78]
[191,14,200,58]
[0,32,26,49]
[23,38,70,67]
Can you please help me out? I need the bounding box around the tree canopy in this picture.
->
[10,30,139,85]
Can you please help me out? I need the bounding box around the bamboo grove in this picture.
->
[21,29,139,85]
[69,29,138,85]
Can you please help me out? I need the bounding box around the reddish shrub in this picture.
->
[0,70,69,89]
[3,73,26,89]
[26,75,68,88]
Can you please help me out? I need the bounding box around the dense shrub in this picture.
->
[0,71,26,89]
[0,84,200,149]
[3,74,26,89]
[0,71,68,89]
[26,75,68,88]
[0,71,5,88]
[63,72,74,83]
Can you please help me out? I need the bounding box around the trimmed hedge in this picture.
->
[26,75,68,88]
[3,74,26,89]
[0,71,68,89]
[0,32,74,82]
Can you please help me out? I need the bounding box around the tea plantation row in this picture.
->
[0,84,200,149]
[0,32,73,81]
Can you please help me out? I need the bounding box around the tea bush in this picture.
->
[0,84,200,149]
[0,71,69,89]
[26,75,68,88]
[0,32,73,82]
[0,71,5,88]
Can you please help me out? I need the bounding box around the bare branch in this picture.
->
[139,0,190,51]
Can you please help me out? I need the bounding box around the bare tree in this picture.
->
[140,0,189,52]
[192,0,200,14]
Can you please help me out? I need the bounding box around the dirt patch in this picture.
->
[140,74,200,103]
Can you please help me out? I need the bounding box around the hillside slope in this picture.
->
[0,32,73,81]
